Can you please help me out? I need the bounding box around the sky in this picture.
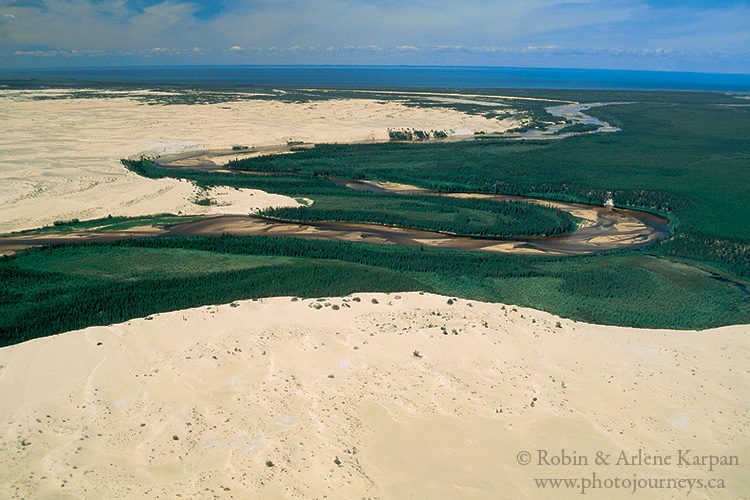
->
[1,0,749,73]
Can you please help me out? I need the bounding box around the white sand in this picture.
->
[0,90,520,233]
[1,292,747,499]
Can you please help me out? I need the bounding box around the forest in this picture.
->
[2,235,748,346]
[262,193,577,238]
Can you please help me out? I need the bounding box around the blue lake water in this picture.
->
[1,65,749,92]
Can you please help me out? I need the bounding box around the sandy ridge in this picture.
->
[1,292,748,499]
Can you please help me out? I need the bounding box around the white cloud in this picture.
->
[525,45,560,51]
[14,49,102,57]
[1,0,748,72]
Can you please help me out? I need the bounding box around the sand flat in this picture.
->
[0,292,747,499]
[0,90,520,233]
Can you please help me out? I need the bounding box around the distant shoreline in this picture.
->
[2,65,750,92]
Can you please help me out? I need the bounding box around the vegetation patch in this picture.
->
[6,214,200,235]
[553,123,600,135]
[262,193,577,238]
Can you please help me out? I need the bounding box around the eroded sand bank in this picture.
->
[0,90,519,233]
[1,293,747,499]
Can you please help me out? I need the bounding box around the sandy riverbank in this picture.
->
[0,90,521,233]
[1,292,747,499]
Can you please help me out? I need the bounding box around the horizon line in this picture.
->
[2,63,750,78]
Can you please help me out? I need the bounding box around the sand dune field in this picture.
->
[0,90,519,233]
[1,293,747,499]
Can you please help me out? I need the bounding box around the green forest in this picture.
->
[2,236,748,346]
[263,194,577,238]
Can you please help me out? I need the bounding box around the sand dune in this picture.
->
[0,90,520,233]
[1,293,747,499]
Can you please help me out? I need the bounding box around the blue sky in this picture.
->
[1,0,748,72]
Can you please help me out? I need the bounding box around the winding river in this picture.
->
[0,171,670,256]
[0,102,671,256]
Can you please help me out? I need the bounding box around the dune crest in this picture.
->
[1,292,747,498]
